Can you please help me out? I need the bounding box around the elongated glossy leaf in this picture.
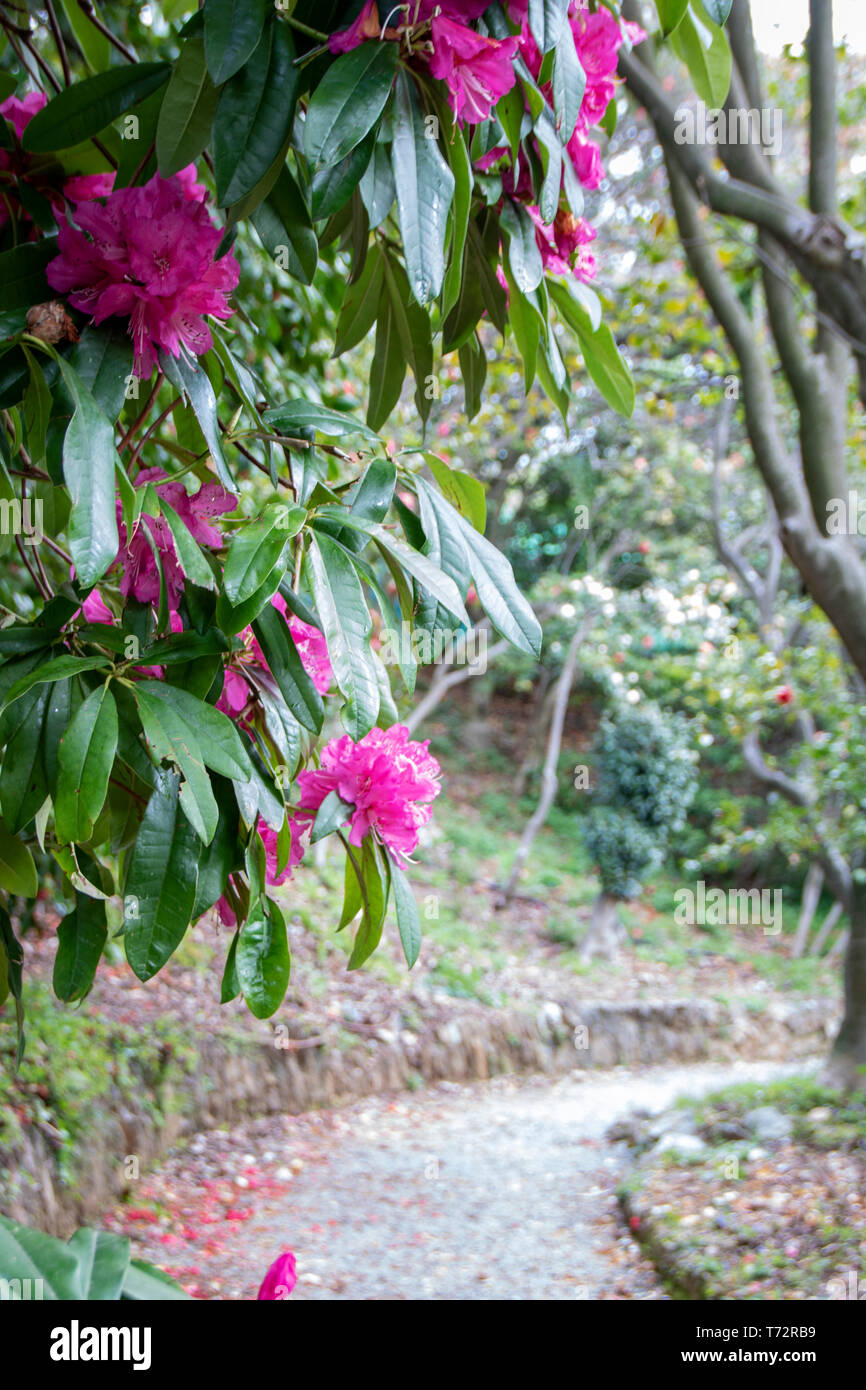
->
[424,453,486,532]
[124,770,200,980]
[0,1216,82,1300]
[252,603,323,734]
[213,22,296,206]
[159,497,217,590]
[203,0,270,84]
[699,0,732,26]
[135,687,217,842]
[156,35,218,177]
[55,685,118,843]
[223,507,300,603]
[334,242,384,356]
[347,837,389,970]
[2,655,109,711]
[305,533,379,740]
[134,681,253,780]
[236,900,290,1018]
[359,141,396,228]
[0,820,37,897]
[262,399,380,444]
[59,364,120,587]
[22,64,170,152]
[551,18,585,141]
[305,41,398,168]
[500,199,544,293]
[656,0,690,34]
[571,318,635,417]
[0,685,48,832]
[390,72,454,305]
[251,166,317,284]
[121,1259,190,1300]
[66,1228,130,1301]
[367,279,405,430]
[53,893,107,1002]
[311,789,353,844]
[453,506,542,657]
[528,0,568,52]
[674,5,732,106]
[160,351,234,491]
[310,130,376,220]
[390,858,421,968]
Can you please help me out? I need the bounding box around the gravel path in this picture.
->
[113,1058,812,1300]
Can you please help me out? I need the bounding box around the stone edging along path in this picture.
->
[0,994,838,1236]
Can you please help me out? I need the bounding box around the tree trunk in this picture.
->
[580,893,627,963]
[823,880,866,1092]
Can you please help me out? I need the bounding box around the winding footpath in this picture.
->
[119,1059,813,1300]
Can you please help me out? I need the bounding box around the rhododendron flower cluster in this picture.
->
[113,468,236,611]
[47,171,240,377]
[291,724,441,865]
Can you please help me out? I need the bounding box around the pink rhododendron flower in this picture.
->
[114,468,235,610]
[528,206,597,281]
[1,90,46,139]
[257,815,306,887]
[257,1251,297,1300]
[291,724,441,866]
[329,0,380,52]
[429,16,518,123]
[81,588,114,624]
[215,597,332,720]
[47,171,239,378]
[567,131,604,189]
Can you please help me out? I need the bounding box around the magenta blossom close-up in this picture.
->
[114,468,235,611]
[256,1251,297,1300]
[429,15,518,124]
[47,171,240,378]
[291,724,441,866]
[215,595,332,721]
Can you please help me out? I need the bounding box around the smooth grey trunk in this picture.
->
[580,892,627,963]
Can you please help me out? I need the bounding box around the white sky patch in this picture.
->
[749,0,866,54]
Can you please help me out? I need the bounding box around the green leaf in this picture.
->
[390,858,421,968]
[334,242,385,356]
[350,456,396,523]
[528,0,569,52]
[701,0,732,25]
[381,252,434,424]
[674,4,732,106]
[69,324,134,423]
[359,141,396,228]
[203,0,270,84]
[310,789,353,844]
[370,524,469,627]
[159,497,217,590]
[156,35,219,177]
[423,453,486,532]
[66,1229,130,1301]
[262,399,380,444]
[251,166,318,284]
[124,770,201,980]
[134,682,253,780]
[58,0,110,73]
[0,1215,82,1300]
[571,318,635,417]
[305,533,379,740]
[339,850,363,929]
[305,41,398,168]
[500,199,544,294]
[551,17,585,141]
[367,278,406,431]
[121,1258,191,1300]
[160,351,234,490]
[58,362,120,588]
[453,506,541,656]
[0,242,56,314]
[213,21,297,207]
[347,837,389,969]
[252,603,324,734]
[236,900,290,1018]
[0,820,37,897]
[55,685,118,844]
[0,686,49,832]
[309,129,376,220]
[223,507,299,604]
[220,928,240,1002]
[53,894,107,1002]
[656,0,690,34]
[135,687,217,843]
[390,71,455,305]
[441,121,473,321]
[22,64,170,152]
[2,655,109,710]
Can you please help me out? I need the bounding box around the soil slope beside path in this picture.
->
[113,1059,813,1300]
